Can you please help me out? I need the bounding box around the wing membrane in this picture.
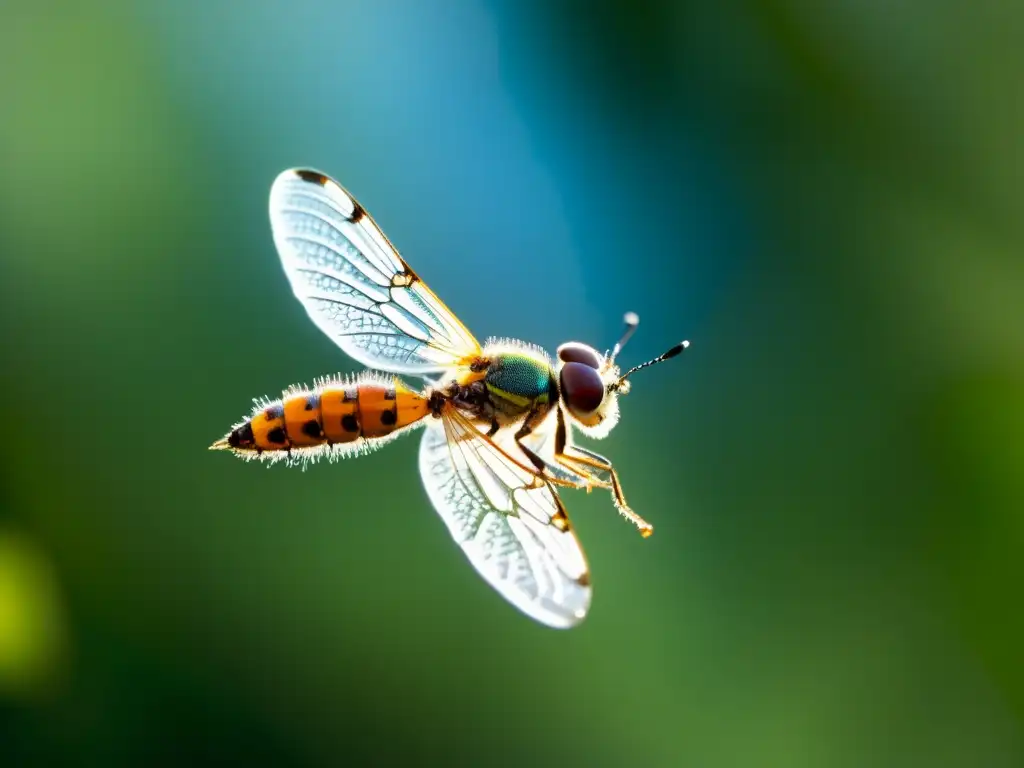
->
[269,169,481,373]
[418,407,591,628]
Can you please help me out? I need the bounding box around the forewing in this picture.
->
[269,169,481,373]
[418,408,591,628]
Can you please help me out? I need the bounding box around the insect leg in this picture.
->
[554,439,653,537]
[512,404,555,473]
[505,406,596,488]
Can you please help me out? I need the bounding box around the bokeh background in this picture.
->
[2,1,1022,765]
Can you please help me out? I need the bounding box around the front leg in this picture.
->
[508,405,591,487]
[511,403,555,474]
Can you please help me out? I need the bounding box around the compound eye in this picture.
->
[559,362,605,415]
[557,342,602,369]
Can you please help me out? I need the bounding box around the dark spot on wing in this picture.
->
[296,170,329,186]
[342,414,359,433]
[380,409,397,426]
[391,273,414,288]
[550,508,571,532]
[302,420,322,439]
[398,257,421,282]
[267,426,287,445]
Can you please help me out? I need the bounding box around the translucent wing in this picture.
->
[418,407,591,628]
[269,168,482,374]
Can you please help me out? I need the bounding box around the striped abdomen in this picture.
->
[212,373,431,462]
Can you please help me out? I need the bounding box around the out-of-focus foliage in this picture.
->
[0,530,68,694]
[1,1,1021,766]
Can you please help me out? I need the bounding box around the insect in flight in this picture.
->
[210,168,689,628]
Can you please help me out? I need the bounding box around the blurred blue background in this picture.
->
[1,1,1022,765]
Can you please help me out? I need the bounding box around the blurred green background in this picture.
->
[1,1,1022,765]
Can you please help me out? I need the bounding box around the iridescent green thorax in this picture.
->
[484,352,556,410]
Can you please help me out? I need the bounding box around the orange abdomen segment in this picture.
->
[283,392,323,447]
[356,380,431,438]
[356,383,397,438]
[395,383,430,427]
[251,404,289,451]
[320,384,361,444]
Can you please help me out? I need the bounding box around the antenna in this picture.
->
[614,340,689,389]
[609,312,641,364]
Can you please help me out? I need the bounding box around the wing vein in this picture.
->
[270,167,483,374]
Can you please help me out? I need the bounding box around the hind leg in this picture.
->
[547,407,652,536]
[516,406,653,537]
[553,447,652,537]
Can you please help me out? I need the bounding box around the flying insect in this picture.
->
[211,168,688,628]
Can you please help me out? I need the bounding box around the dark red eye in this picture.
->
[559,362,605,415]
[557,342,602,369]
